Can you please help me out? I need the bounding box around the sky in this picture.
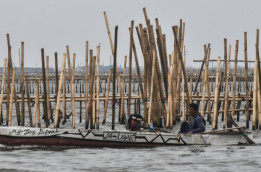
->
[0,0,261,69]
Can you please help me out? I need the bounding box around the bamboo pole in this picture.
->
[55,52,59,95]
[257,59,261,130]
[8,69,16,126]
[244,33,250,128]
[232,40,239,121]
[25,75,33,127]
[85,41,89,129]
[253,59,258,130]
[96,46,100,129]
[182,55,186,121]
[128,21,134,118]
[120,56,127,123]
[36,79,41,128]
[20,42,25,126]
[6,34,12,125]
[172,48,178,126]
[0,59,7,124]
[112,26,118,130]
[166,72,171,127]
[148,48,157,126]
[212,57,221,130]
[168,52,174,126]
[71,53,76,128]
[224,45,231,128]
[62,68,66,125]
[46,56,51,123]
[87,53,96,129]
[41,48,49,127]
[102,69,113,124]
[54,54,66,128]
[201,48,210,117]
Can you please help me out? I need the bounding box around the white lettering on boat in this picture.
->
[103,132,136,142]
[9,128,58,136]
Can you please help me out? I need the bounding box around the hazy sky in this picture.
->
[0,0,261,68]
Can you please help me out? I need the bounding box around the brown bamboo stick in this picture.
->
[212,57,221,130]
[62,68,66,125]
[0,59,7,124]
[257,59,261,129]
[224,45,231,128]
[87,54,96,129]
[8,69,16,126]
[20,42,25,126]
[6,34,12,125]
[244,33,250,128]
[25,75,33,127]
[128,21,134,118]
[36,79,41,128]
[148,48,157,126]
[85,41,89,129]
[182,55,186,121]
[54,54,66,128]
[96,46,100,129]
[232,41,239,121]
[41,48,48,127]
[120,56,127,123]
[102,69,113,124]
[166,72,171,127]
[71,53,76,129]
[46,56,51,124]
[201,48,210,117]
[253,59,258,130]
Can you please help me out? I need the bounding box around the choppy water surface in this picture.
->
[0,140,261,172]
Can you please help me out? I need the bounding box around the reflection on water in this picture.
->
[0,143,260,171]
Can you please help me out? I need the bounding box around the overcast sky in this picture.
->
[0,0,261,68]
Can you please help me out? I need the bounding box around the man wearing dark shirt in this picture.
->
[179,103,206,134]
[187,103,206,134]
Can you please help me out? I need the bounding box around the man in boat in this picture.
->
[128,114,144,131]
[179,103,206,134]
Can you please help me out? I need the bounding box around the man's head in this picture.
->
[188,103,199,116]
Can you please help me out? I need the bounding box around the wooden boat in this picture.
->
[0,126,254,147]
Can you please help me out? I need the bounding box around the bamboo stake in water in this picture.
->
[8,69,16,126]
[120,56,127,124]
[6,34,12,125]
[71,53,76,129]
[231,41,239,120]
[253,59,258,130]
[224,45,231,128]
[85,41,89,129]
[25,75,33,127]
[62,68,66,125]
[0,59,7,124]
[35,79,41,128]
[41,48,49,127]
[128,21,134,118]
[244,33,250,128]
[46,56,51,123]
[112,26,118,130]
[54,54,66,128]
[102,69,113,124]
[212,57,221,130]
[148,48,157,126]
[201,48,210,117]
[20,42,25,126]
[96,46,100,129]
